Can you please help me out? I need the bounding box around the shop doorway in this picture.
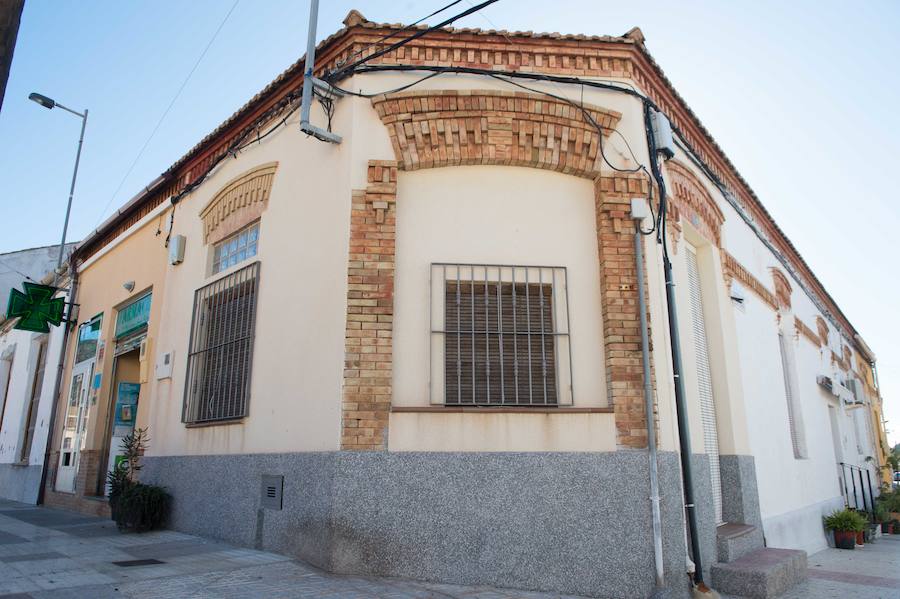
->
[101,346,141,494]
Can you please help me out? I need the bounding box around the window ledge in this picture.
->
[391,406,613,414]
[185,418,246,429]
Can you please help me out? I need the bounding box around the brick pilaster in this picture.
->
[341,161,398,450]
[594,174,651,448]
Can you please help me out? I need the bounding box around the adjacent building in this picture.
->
[0,266,70,504]
[39,11,890,598]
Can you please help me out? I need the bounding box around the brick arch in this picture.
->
[341,91,653,451]
[664,160,725,246]
[771,268,793,309]
[371,89,622,178]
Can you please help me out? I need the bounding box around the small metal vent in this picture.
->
[260,474,283,510]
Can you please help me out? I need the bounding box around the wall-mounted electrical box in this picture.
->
[169,235,186,265]
[138,337,151,383]
[650,109,675,159]
[155,350,174,380]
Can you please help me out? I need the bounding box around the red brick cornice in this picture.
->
[76,15,865,356]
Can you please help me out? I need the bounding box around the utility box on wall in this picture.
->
[169,235,186,265]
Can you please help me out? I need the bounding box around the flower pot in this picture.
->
[834,530,856,550]
[856,531,864,545]
[882,522,894,534]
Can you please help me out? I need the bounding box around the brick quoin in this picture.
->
[594,174,652,449]
[342,161,398,450]
[342,90,653,451]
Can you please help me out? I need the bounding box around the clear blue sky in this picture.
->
[1,1,898,444]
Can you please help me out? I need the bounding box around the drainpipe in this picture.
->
[642,101,709,593]
[37,257,78,505]
[633,206,666,595]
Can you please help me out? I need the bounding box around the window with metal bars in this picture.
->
[431,264,571,406]
[183,262,260,424]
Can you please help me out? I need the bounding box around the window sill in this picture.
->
[391,406,613,414]
[185,418,246,429]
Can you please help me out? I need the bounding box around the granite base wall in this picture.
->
[719,455,762,528]
[689,453,717,583]
[143,451,697,599]
[0,463,41,504]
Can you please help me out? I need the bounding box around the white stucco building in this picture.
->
[41,11,888,599]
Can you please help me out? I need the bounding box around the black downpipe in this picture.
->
[643,102,705,586]
[37,258,78,505]
[859,468,872,514]
[865,470,875,520]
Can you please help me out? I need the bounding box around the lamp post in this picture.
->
[28,92,88,272]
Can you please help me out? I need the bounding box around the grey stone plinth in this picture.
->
[719,455,763,528]
[710,547,807,599]
[716,523,764,563]
[142,450,698,599]
[0,463,42,504]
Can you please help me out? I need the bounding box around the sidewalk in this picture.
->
[2,498,899,598]
[0,499,587,599]
[721,534,900,599]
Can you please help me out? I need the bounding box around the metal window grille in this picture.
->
[685,247,723,525]
[430,264,572,406]
[183,262,260,424]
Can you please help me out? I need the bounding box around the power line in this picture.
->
[93,0,240,228]
[335,1,466,71]
[326,0,501,81]
[0,258,37,283]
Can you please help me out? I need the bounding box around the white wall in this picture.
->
[147,90,393,456]
[389,166,615,451]
[0,300,66,468]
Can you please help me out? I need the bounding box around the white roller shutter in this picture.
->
[686,245,724,525]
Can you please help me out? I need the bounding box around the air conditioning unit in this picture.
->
[817,374,834,394]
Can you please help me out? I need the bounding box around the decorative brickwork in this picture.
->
[349,89,651,449]
[721,252,777,310]
[371,90,621,177]
[594,174,653,448]
[664,161,725,246]
[341,161,398,450]
[771,268,793,309]
[816,316,830,347]
[794,316,821,347]
[200,162,277,245]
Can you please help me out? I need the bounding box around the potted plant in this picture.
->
[105,427,171,532]
[892,519,900,535]
[875,501,893,534]
[824,509,867,550]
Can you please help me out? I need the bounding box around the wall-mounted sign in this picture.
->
[115,293,151,339]
[113,382,140,436]
[6,283,65,333]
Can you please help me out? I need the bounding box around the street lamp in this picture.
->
[28,92,88,272]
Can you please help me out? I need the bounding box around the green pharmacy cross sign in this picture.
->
[7,283,66,333]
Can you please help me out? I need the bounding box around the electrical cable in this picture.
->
[326,0,501,81]
[334,0,466,71]
[94,0,240,229]
[0,258,37,283]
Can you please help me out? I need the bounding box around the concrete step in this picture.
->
[716,522,765,563]
[710,547,807,599]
